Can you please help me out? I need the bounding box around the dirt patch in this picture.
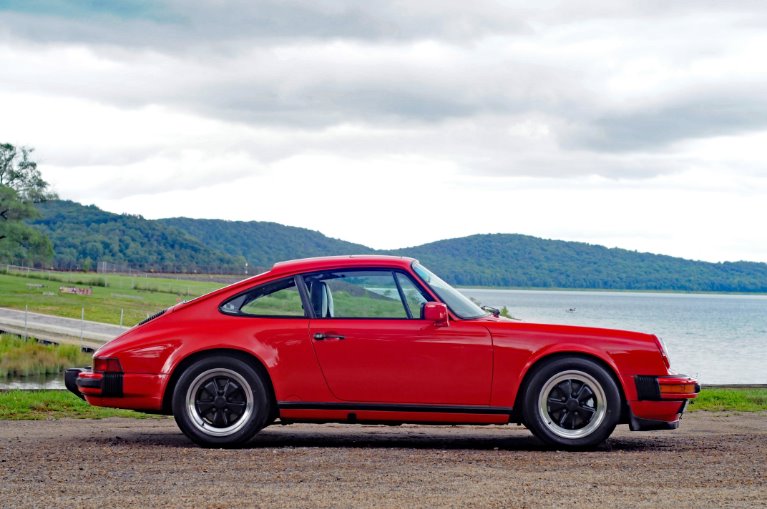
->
[0,413,765,508]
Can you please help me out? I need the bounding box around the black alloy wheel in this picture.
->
[172,355,271,447]
[522,357,621,449]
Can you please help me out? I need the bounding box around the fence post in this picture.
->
[80,307,85,349]
[24,304,28,340]
[120,308,124,327]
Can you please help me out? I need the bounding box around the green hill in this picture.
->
[31,200,242,272]
[158,217,371,271]
[391,234,767,292]
[25,200,767,292]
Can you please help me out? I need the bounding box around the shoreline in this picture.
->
[459,285,767,296]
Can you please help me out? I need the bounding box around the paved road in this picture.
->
[0,307,128,349]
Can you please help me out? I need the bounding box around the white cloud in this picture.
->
[1,1,766,262]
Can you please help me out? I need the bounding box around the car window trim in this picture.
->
[393,271,413,319]
[298,267,432,320]
[218,275,310,319]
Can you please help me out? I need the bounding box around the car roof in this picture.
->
[269,255,416,277]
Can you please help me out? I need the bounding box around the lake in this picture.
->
[462,288,767,384]
[2,289,764,389]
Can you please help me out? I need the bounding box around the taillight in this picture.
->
[93,357,123,373]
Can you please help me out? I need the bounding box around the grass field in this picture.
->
[0,334,92,377]
[0,269,225,326]
[0,390,161,420]
[689,387,767,412]
[0,388,763,420]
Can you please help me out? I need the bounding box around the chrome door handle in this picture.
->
[313,333,345,341]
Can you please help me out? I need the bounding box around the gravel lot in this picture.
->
[0,412,765,508]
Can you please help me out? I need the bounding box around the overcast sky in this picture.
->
[1,1,766,262]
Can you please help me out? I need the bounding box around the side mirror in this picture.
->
[423,302,449,327]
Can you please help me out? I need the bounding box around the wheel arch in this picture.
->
[162,348,277,419]
[511,351,629,424]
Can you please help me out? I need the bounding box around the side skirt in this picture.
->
[277,402,514,425]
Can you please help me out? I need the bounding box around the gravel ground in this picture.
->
[0,413,765,508]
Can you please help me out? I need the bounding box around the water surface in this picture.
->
[463,288,766,384]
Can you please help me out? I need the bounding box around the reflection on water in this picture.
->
[0,372,66,390]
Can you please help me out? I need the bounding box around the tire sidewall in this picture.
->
[523,357,621,449]
[172,355,270,447]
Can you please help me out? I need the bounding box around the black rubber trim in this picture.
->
[278,402,514,415]
[64,368,85,400]
[102,372,124,397]
[74,371,124,397]
[629,414,680,431]
[76,377,102,389]
[634,375,661,400]
[137,308,166,326]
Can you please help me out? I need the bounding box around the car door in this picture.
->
[305,269,493,405]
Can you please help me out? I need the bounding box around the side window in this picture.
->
[221,277,305,317]
[306,270,411,319]
[396,273,430,318]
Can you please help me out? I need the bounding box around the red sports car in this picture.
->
[66,255,699,448]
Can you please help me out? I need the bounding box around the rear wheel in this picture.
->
[172,355,271,447]
[523,357,621,449]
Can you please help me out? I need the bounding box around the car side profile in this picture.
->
[66,255,699,449]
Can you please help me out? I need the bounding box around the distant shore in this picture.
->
[459,285,767,296]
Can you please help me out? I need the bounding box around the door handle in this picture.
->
[313,332,345,341]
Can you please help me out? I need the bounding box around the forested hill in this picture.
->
[31,200,370,273]
[27,200,767,292]
[158,217,370,269]
[391,234,767,292]
[32,200,243,272]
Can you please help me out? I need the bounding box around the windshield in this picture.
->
[412,262,488,319]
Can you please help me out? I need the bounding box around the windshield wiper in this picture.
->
[481,305,500,318]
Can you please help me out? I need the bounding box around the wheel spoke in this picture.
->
[196,401,216,414]
[225,401,246,414]
[566,411,578,429]
[213,408,228,427]
[224,379,240,398]
[204,380,219,399]
[557,409,570,427]
[559,379,574,398]
[575,384,594,403]
[547,398,566,412]
[578,404,596,417]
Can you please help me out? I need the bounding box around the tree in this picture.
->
[0,143,57,203]
[0,143,56,266]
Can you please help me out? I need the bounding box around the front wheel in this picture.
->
[522,357,621,449]
[172,355,271,447]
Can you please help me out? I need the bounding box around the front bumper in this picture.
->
[65,367,123,399]
[635,374,700,401]
[629,374,700,431]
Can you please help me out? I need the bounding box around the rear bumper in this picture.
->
[65,367,123,399]
[628,374,699,431]
[65,367,166,412]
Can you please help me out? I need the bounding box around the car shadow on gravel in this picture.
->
[71,426,679,453]
[249,429,549,451]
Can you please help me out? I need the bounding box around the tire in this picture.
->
[172,355,271,447]
[522,357,621,449]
